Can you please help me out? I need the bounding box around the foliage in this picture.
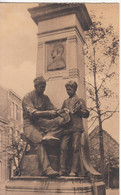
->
[84,14,119,131]
[0,125,24,171]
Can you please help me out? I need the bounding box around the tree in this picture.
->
[84,13,119,178]
[7,128,24,176]
[0,124,24,177]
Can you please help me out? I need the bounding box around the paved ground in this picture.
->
[106,188,119,195]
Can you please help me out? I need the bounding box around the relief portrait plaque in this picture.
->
[46,39,66,72]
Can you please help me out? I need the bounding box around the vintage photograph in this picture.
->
[0,2,119,195]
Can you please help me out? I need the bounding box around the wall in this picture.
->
[0,86,23,181]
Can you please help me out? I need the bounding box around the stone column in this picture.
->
[28,3,91,109]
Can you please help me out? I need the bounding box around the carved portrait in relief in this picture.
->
[46,39,66,72]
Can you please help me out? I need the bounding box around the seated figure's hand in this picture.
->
[63,108,70,114]
[48,110,58,118]
[56,109,63,115]
[56,108,70,115]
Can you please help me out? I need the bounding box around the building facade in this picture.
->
[0,86,23,181]
[88,126,119,188]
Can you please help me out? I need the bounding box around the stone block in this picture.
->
[21,155,42,176]
[49,155,59,171]
[93,181,106,195]
[6,177,94,195]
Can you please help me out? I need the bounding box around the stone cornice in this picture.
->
[28,3,92,31]
[37,26,85,44]
[0,116,8,124]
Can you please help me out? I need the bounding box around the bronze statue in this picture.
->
[59,80,89,177]
[22,76,70,177]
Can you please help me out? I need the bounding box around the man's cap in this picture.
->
[65,80,78,90]
[33,76,46,86]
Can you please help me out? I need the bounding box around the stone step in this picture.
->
[6,177,94,195]
[10,175,90,182]
[5,175,106,195]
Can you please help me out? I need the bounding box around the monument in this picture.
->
[5,3,106,195]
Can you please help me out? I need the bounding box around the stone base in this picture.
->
[21,155,42,176]
[93,181,106,195]
[20,154,59,176]
[0,181,6,195]
[5,176,106,195]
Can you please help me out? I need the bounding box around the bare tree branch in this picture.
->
[88,107,98,113]
[101,110,119,116]
[97,69,115,92]
[86,81,95,88]
[88,116,98,130]
[86,95,96,102]
[102,104,119,123]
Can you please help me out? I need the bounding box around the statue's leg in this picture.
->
[60,133,71,175]
[35,143,50,172]
[24,124,58,176]
[70,131,81,175]
[23,124,44,143]
[35,143,59,176]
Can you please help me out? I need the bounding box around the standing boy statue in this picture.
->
[59,80,89,177]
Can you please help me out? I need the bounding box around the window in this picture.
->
[0,162,2,180]
[16,105,19,120]
[9,128,13,135]
[0,131,1,149]
[21,109,23,122]
[13,104,16,120]
[11,102,14,119]
[10,102,22,121]
[8,128,12,145]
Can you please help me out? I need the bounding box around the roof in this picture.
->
[89,126,119,146]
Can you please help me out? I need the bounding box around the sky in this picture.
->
[0,2,119,142]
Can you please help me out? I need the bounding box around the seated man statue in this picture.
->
[59,80,89,177]
[22,76,70,177]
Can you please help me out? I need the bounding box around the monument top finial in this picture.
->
[28,3,92,31]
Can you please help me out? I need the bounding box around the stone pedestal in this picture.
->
[21,155,41,176]
[5,176,105,195]
[20,154,59,176]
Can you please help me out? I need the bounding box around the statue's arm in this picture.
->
[33,110,57,119]
[80,108,89,118]
[22,95,57,119]
[73,98,89,118]
[22,95,37,118]
[61,100,66,109]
